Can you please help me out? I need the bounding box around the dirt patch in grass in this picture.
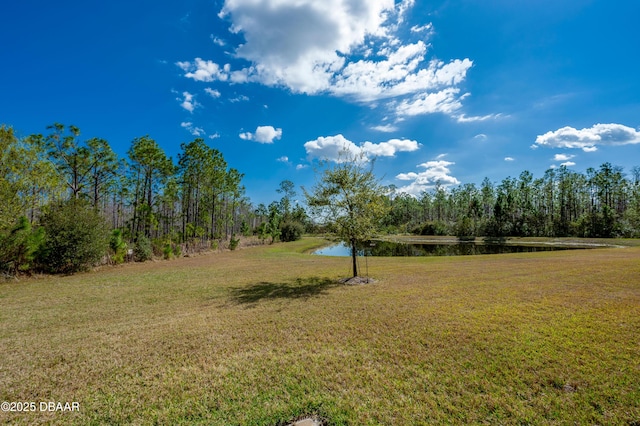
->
[338,276,377,285]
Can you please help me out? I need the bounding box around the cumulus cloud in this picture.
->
[362,138,421,156]
[179,0,475,119]
[534,123,640,152]
[304,135,362,162]
[240,125,283,144]
[561,161,576,167]
[504,157,514,162]
[177,91,199,113]
[277,156,289,163]
[304,134,420,162]
[177,59,230,82]
[553,153,574,161]
[395,160,460,196]
[205,87,221,98]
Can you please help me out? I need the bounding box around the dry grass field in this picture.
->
[1,238,639,425]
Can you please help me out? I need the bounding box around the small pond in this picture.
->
[313,240,592,257]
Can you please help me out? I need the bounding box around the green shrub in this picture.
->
[37,200,109,274]
[229,235,240,251]
[133,234,153,262]
[109,229,128,264]
[411,221,449,236]
[240,220,251,237]
[280,221,304,242]
[0,216,45,275]
[454,216,476,239]
[163,243,173,259]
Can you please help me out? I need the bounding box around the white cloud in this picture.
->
[180,0,475,119]
[304,134,420,163]
[181,122,205,136]
[240,125,283,144]
[177,91,199,113]
[371,124,399,133]
[209,133,221,139]
[473,134,488,141]
[277,156,289,163]
[230,95,250,103]
[410,23,433,33]
[361,138,421,156]
[553,153,575,161]
[210,35,226,46]
[504,157,514,162]
[177,58,230,82]
[393,88,466,117]
[304,134,362,162]
[561,161,576,167]
[535,123,640,152]
[456,113,503,123]
[296,164,308,170]
[395,160,460,196]
[205,87,221,98]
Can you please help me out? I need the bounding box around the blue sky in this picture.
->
[2,0,639,206]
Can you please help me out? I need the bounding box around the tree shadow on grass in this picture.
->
[228,276,337,306]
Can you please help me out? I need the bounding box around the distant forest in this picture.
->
[384,163,640,239]
[2,123,639,275]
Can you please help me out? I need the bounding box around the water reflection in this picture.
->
[313,240,585,257]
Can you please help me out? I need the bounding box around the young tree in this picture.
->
[305,155,389,278]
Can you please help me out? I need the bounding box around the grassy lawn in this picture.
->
[1,238,639,425]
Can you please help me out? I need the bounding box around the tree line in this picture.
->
[1,123,306,275]
[3,121,639,276]
[383,164,640,239]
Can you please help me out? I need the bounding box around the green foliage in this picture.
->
[454,216,476,239]
[133,234,153,262]
[128,135,174,238]
[305,153,389,277]
[0,125,62,230]
[240,220,251,237]
[160,235,182,260]
[280,221,304,242]
[411,221,449,236]
[266,201,282,244]
[163,243,173,259]
[256,223,269,242]
[109,229,128,264]
[0,216,45,275]
[37,200,109,274]
[229,234,240,251]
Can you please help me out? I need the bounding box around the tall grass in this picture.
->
[1,238,638,424]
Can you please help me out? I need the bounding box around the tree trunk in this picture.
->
[351,239,358,277]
